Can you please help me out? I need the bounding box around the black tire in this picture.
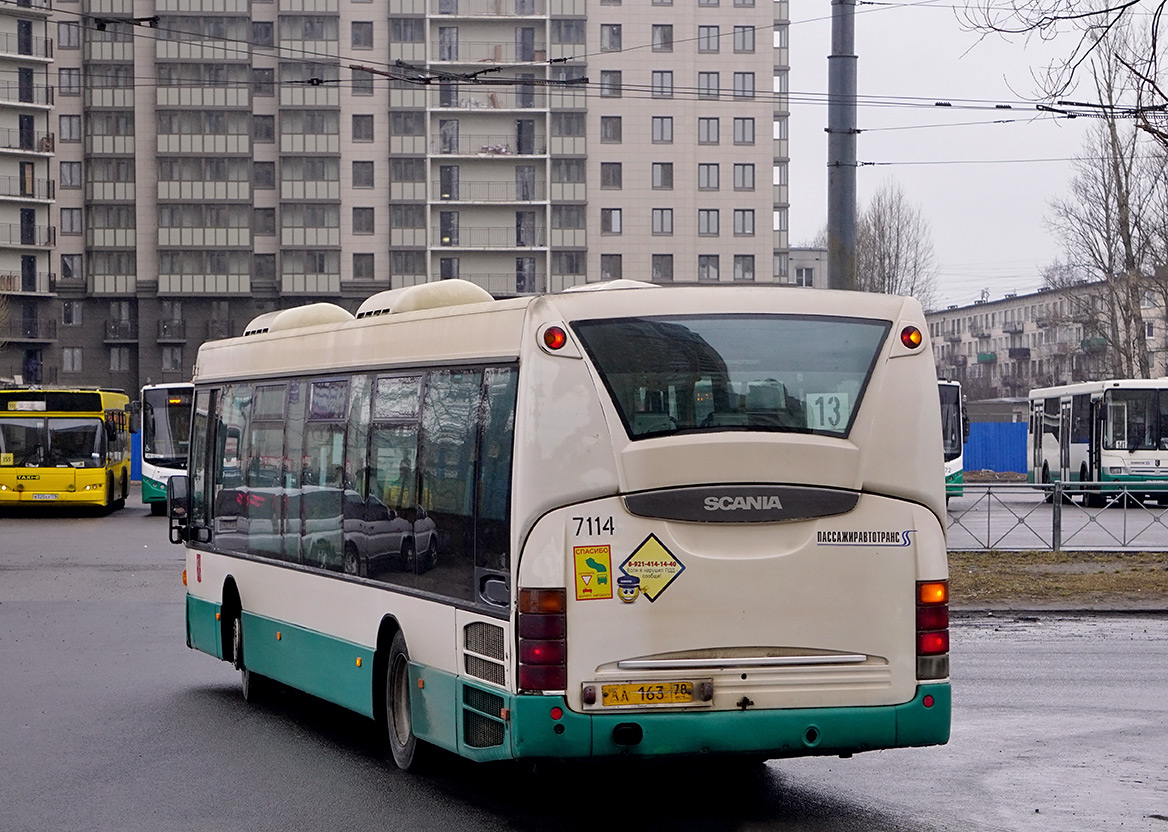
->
[113,471,128,510]
[385,630,421,771]
[232,613,264,703]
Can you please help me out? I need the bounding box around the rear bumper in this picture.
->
[507,683,950,760]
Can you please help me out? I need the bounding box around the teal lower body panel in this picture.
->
[142,476,166,504]
[945,471,964,498]
[186,595,223,659]
[509,684,950,760]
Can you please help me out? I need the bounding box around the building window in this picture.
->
[63,347,83,373]
[698,209,719,236]
[353,161,374,188]
[58,21,81,49]
[253,207,276,235]
[601,254,623,279]
[794,267,813,287]
[600,24,622,51]
[652,254,674,281]
[733,72,755,99]
[600,162,622,189]
[698,117,719,144]
[733,209,755,236]
[698,72,719,99]
[652,208,673,235]
[652,116,673,143]
[59,161,82,189]
[698,255,720,281]
[62,300,82,326]
[253,115,275,142]
[252,68,274,96]
[601,208,622,234]
[60,115,81,142]
[253,21,274,46]
[60,208,82,234]
[1147,321,1155,338]
[652,162,673,189]
[651,71,673,98]
[652,25,673,52]
[110,347,131,373]
[600,116,622,143]
[254,162,275,188]
[61,254,82,281]
[734,26,756,52]
[58,68,81,95]
[734,117,755,145]
[352,21,373,48]
[600,71,622,97]
[352,68,374,95]
[698,163,719,190]
[734,0,755,6]
[353,114,374,142]
[353,253,374,279]
[699,0,720,5]
[733,163,755,190]
[698,26,719,52]
[162,346,183,372]
[734,255,755,281]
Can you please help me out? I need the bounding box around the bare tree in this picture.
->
[1043,47,1167,377]
[855,180,940,309]
[962,0,1168,149]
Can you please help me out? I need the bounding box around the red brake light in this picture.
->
[518,588,568,692]
[918,631,949,655]
[543,326,567,351]
[519,639,566,665]
[900,326,923,349]
[917,604,949,631]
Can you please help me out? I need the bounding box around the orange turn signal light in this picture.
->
[918,580,949,605]
[543,326,567,351]
[900,326,923,349]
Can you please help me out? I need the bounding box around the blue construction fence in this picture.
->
[964,422,1026,474]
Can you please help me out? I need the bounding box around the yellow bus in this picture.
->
[0,387,137,509]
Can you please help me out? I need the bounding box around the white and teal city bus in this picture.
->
[140,382,193,515]
[1029,378,1168,504]
[938,380,967,499]
[167,280,950,769]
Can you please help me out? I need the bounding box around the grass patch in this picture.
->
[948,550,1168,605]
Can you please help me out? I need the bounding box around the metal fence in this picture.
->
[946,482,1168,551]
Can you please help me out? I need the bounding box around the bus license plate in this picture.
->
[602,681,694,707]
[32,493,58,500]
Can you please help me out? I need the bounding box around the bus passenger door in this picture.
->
[1060,399,1072,482]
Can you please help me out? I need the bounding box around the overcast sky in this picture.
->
[786,3,1094,308]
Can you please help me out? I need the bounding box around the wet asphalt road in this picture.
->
[1,491,1166,831]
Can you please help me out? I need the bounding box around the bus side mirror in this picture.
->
[127,401,141,435]
[167,474,189,544]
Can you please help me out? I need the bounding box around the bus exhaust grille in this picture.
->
[465,654,506,687]
[464,685,505,716]
[465,622,505,660]
[463,711,506,748]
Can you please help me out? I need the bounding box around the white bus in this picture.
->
[1029,378,1168,505]
[167,280,950,769]
[140,382,193,515]
[938,380,967,499]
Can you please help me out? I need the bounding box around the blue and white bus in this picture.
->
[140,382,192,515]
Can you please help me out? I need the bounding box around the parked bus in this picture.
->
[167,280,950,770]
[0,386,136,509]
[140,382,193,515]
[1029,378,1168,505]
[938,380,967,499]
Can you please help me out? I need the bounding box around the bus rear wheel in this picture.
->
[233,613,264,703]
[385,630,425,771]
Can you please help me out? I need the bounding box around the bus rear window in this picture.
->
[572,314,890,439]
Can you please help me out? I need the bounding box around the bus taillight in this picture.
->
[916,580,949,680]
[518,588,566,692]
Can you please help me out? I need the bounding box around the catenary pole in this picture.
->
[826,0,858,290]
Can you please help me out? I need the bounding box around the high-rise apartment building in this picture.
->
[0,0,790,391]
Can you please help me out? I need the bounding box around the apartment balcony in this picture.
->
[277,39,340,60]
[157,181,250,201]
[431,133,547,156]
[104,320,137,342]
[0,175,54,201]
[0,0,51,16]
[85,135,134,155]
[0,222,54,248]
[429,0,547,15]
[158,228,251,248]
[0,82,53,108]
[279,85,339,108]
[206,319,236,340]
[1035,314,1058,328]
[0,128,53,156]
[0,271,54,294]
[1,318,56,343]
[1008,347,1031,361]
[278,0,339,12]
[969,325,991,339]
[474,272,543,295]
[157,134,250,155]
[281,227,341,247]
[432,87,544,110]
[84,89,134,109]
[0,31,53,60]
[156,40,248,62]
[280,181,341,201]
[157,320,186,342]
[156,0,249,11]
[156,86,250,108]
[280,134,339,154]
[84,40,134,62]
[1081,336,1107,353]
[430,41,547,64]
[85,182,135,202]
[433,180,547,202]
[432,225,546,248]
[944,332,962,343]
